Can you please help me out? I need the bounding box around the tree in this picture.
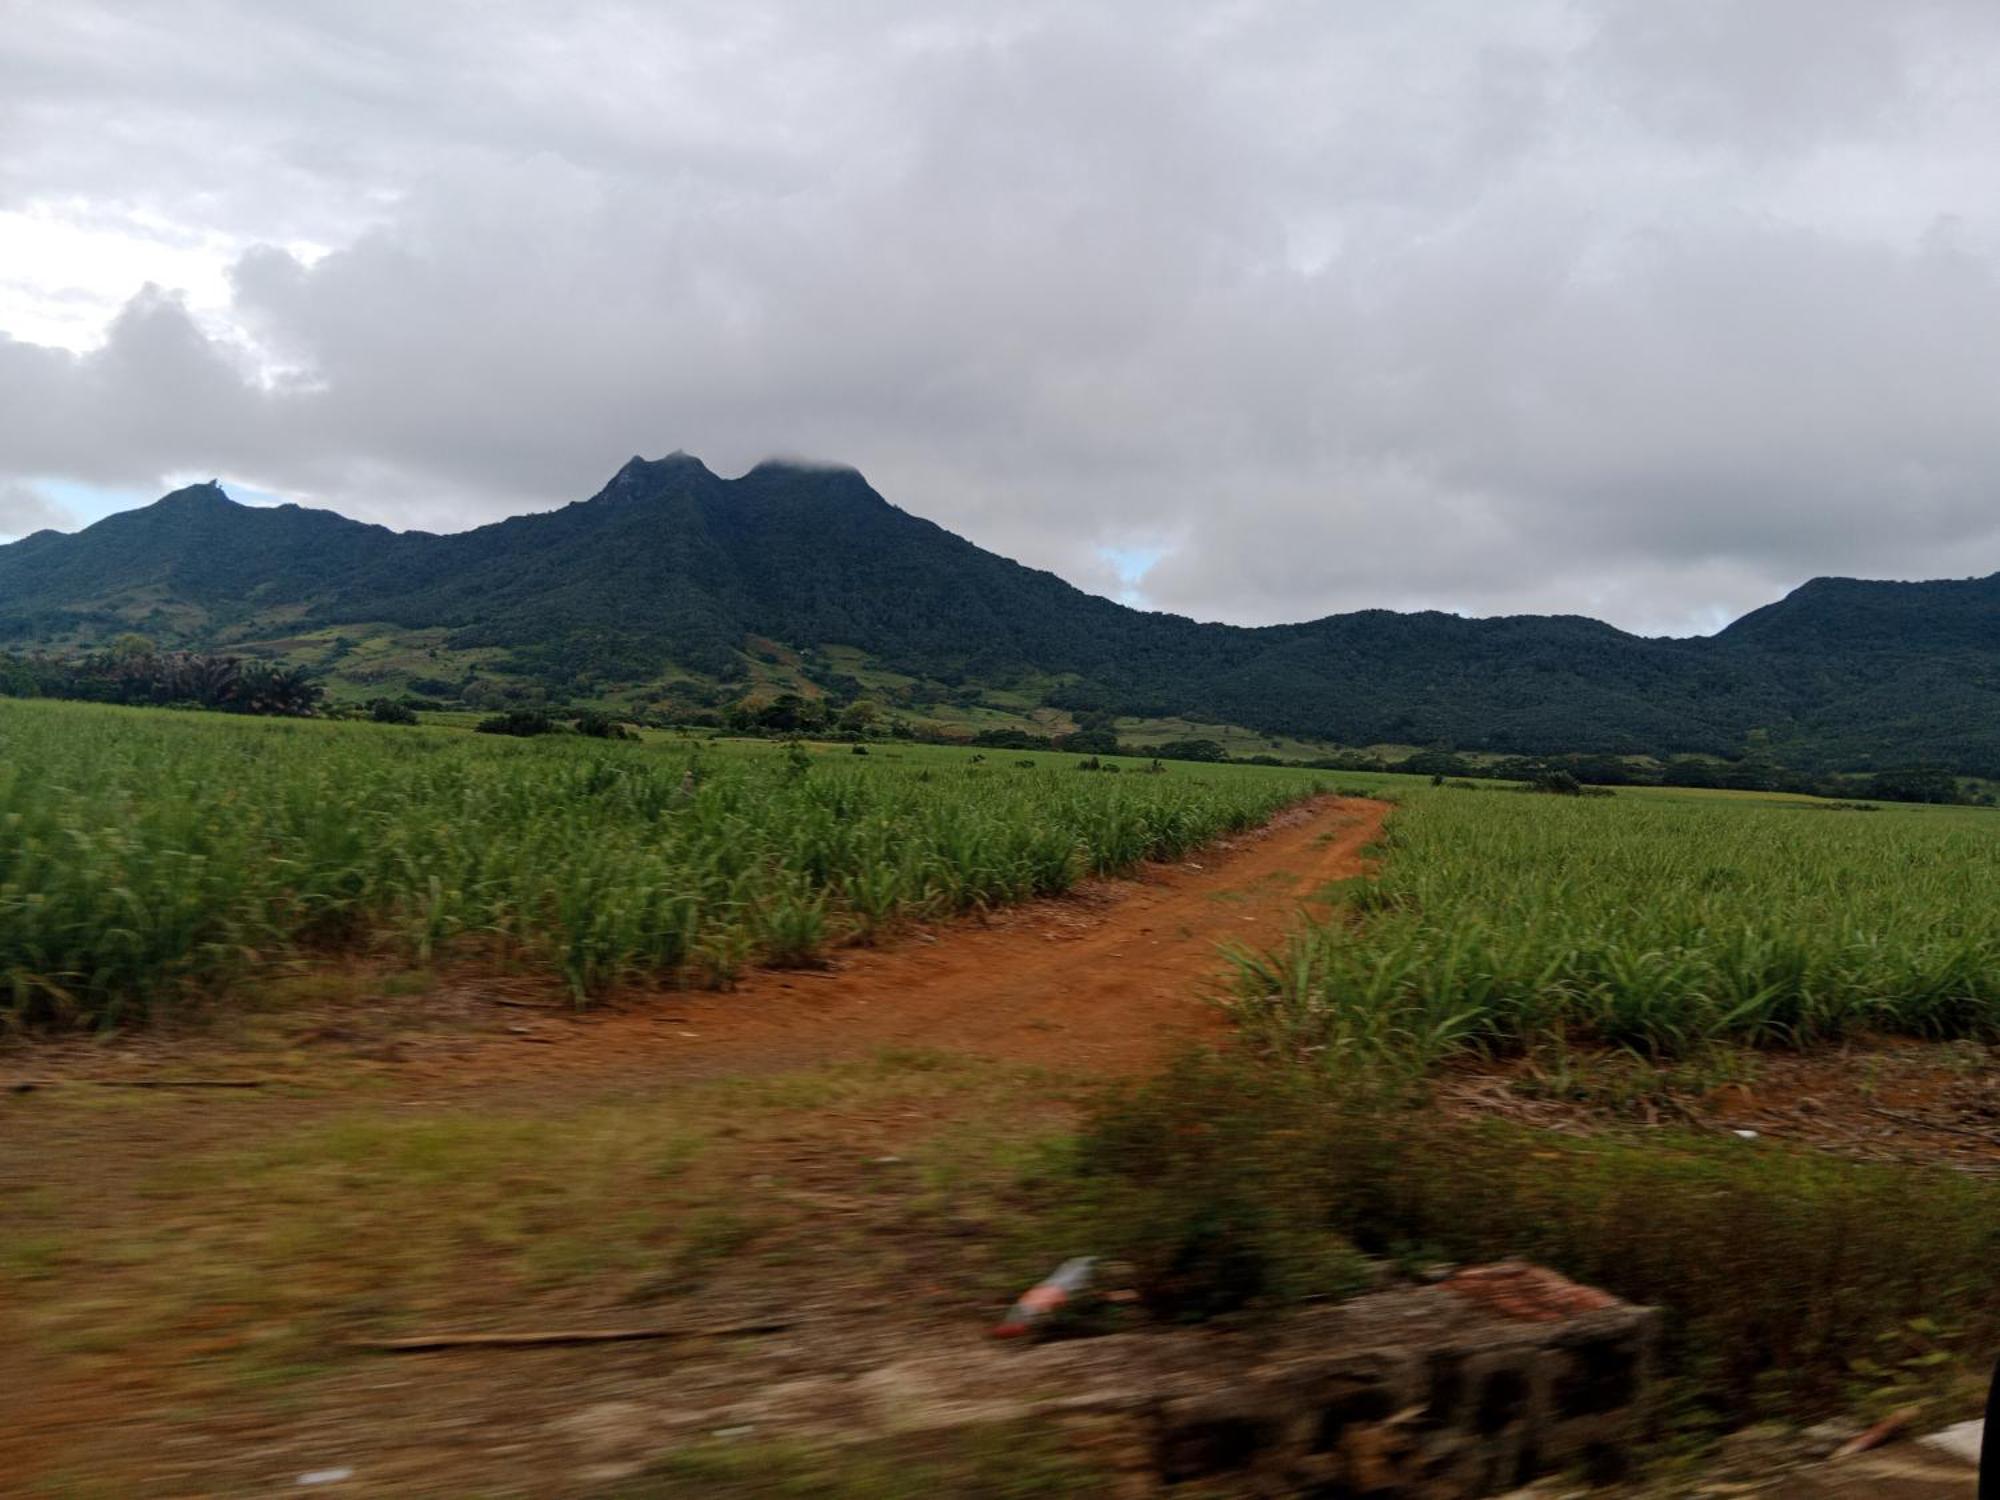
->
[838,697,883,733]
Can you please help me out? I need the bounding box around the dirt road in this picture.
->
[421,792,1388,1090]
[0,795,1388,1497]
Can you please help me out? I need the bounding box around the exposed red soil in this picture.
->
[0,796,1387,1497]
[407,793,1388,1091]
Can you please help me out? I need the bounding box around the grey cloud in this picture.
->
[0,479,74,540]
[3,1,2000,634]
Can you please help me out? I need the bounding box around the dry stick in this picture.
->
[358,1319,793,1353]
[90,1078,266,1089]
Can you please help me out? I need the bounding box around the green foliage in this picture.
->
[1064,1051,2000,1426]
[1055,729,1120,755]
[368,698,418,725]
[474,709,555,736]
[0,644,322,716]
[4,463,1998,773]
[1150,737,1227,763]
[572,710,634,739]
[0,698,1320,1026]
[1234,787,2000,1058]
[1863,765,1963,804]
[1059,1053,1374,1319]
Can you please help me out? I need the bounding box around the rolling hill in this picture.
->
[2,453,1997,773]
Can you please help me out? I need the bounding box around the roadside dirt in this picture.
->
[0,795,1388,1498]
[1435,1039,2000,1178]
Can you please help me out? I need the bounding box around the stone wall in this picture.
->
[1144,1264,1658,1495]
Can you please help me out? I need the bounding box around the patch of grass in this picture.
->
[8,1049,1085,1410]
[0,1232,66,1281]
[1057,1050,2000,1434]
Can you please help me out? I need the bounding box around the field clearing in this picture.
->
[0,698,1326,1027]
[1235,782,2000,1058]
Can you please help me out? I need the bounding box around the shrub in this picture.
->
[1153,738,1228,763]
[369,699,419,726]
[1055,729,1120,756]
[1059,1052,1372,1319]
[475,709,555,737]
[573,710,635,740]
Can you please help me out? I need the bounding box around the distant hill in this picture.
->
[2,454,1997,774]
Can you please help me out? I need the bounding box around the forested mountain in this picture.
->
[3,453,1997,773]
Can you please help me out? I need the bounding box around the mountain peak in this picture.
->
[155,480,237,510]
[613,451,711,479]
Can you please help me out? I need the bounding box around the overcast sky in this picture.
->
[4,1,2000,635]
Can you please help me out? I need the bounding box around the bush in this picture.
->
[573,710,635,740]
[1055,729,1120,756]
[475,709,555,737]
[1060,1053,1372,1319]
[368,699,419,726]
[1152,738,1227,763]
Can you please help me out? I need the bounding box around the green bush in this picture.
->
[1058,1052,1373,1319]
[475,709,555,737]
[573,710,635,739]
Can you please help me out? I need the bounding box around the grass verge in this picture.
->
[1055,1050,2000,1439]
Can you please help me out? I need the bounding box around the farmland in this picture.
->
[0,697,1323,1026]
[5,697,2000,1493]
[1234,782,2000,1061]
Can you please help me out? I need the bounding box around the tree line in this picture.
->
[0,638,322,717]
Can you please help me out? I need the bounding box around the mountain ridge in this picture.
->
[3,456,1997,774]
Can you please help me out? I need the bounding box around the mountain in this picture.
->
[2,456,1997,774]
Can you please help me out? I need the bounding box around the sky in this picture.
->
[4,2,2000,637]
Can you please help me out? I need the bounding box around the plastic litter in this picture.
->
[1915,1417,1983,1467]
[992,1256,1095,1339]
[297,1469,354,1487]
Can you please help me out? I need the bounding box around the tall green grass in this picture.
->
[1064,1051,2000,1426]
[1235,786,2000,1057]
[0,699,1321,1025]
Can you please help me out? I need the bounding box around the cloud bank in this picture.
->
[5,0,2000,635]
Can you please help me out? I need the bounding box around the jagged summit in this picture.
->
[155,480,238,508]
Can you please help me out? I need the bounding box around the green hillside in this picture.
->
[2,454,1996,773]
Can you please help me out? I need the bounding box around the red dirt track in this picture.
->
[422,792,1388,1088]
